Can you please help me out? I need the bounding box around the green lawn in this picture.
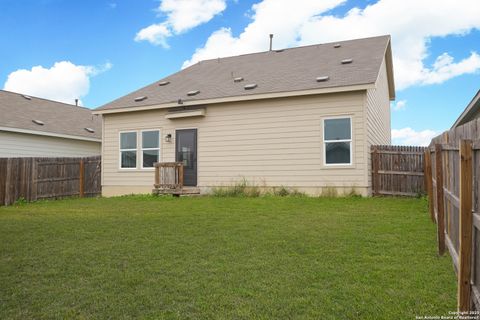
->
[0,196,455,319]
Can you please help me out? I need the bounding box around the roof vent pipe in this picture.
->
[269,34,273,51]
[75,99,78,106]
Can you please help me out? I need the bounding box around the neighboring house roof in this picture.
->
[95,35,395,114]
[452,90,480,128]
[0,90,101,142]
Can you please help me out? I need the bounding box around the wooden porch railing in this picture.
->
[154,162,184,189]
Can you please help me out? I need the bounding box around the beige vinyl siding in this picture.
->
[102,92,369,195]
[365,58,392,192]
[0,131,101,157]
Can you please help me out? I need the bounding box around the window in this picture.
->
[120,132,137,168]
[142,130,160,168]
[119,130,161,169]
[324,117,352,165]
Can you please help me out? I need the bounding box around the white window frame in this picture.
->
[119,130,138,170]
[141,129,161,170]
[323,116,353,166]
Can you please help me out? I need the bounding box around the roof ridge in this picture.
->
[0,89,93,111]
[196,34,391,64]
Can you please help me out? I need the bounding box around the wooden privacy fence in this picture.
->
[371,145,427,196]
[0,156,101,206]
[425,117,480,311]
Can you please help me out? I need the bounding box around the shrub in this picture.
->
[289,189,307,197]
[272,186,306,197]
[321,187,338,198]
[273,186,290,197]
[212,178,260,197]
[212,180,305,197]
[14,197,27,206]
[346,187,362,198]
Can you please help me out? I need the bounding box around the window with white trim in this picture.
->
[120,132,137,168]
[324,117,352,165]
[142,130,160,168]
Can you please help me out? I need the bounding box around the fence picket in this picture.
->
[424,150,435,222]
[435,144,446,256]
[458,140,473,311]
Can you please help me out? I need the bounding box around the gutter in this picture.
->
[0,126,102,143]
[93,84,375,115]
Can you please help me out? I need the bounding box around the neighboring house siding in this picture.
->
[102,92,369,196]
[0,131,101,157]
[365,58,392,193]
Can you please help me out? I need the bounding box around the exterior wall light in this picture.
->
[165,134,172,143]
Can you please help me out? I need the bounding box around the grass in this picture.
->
[0,196,456,319]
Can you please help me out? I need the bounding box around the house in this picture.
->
[452,89,480,128]
[94,35,395,197]
[0,90,101,157]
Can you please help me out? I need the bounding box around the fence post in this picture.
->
[4,158,13,205]
[154,163,160,187]
[424,149,435,222]
[30,159,37,202]
[79,159,85,198]
[423,149,428,192]
[178,163,184,188]
[0,159,5,206]
[372,146,379,196]
[458,139,473,312]
[435,144,446,255]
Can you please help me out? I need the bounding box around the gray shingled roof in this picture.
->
[0,90,101,140]
[96,35,392,112]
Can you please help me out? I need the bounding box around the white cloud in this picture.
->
[135,23,172,48]
[183,0,345,67]
[391,100,406,111]
[135,0,226,48]
[421,52,480,85]
[3,61,111,105]
[391,127,438,146]
[183,0,480,89]
[159,0,226,33]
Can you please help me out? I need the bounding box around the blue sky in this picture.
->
[1,0,479,145]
